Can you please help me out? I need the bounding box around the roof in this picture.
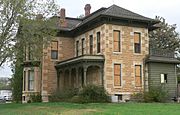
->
[146,56,180,64]
[57,4,158,31]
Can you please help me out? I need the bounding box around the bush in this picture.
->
[144,85,168,102]
[78,85,110,103]
[131,92,144,102]
[30,93,42,103]
[49,88,79,102]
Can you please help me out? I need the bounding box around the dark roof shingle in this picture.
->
[58,4,158,31]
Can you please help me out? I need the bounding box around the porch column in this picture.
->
[76,68,79,88]
[69,69,72,88]
[83,67,87,86]
[57,70,60,91]
[100,66,104,86]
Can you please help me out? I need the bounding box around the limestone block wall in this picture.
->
[41,37,74,102]
[104,24,149,96]
[74,24,106,56]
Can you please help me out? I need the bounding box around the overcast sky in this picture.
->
[0,0,179,77]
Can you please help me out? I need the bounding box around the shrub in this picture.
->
[144,85,168,102]
[78,85,110,103]
[30,93,42,103]
[49,88,79,102]
[131,92,144,102]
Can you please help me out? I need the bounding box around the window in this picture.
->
[161,74,167,83]
[89,35,93,54]
[97,32,101,53]
[23,71,26,91]
[28,70,34,91]
[135,65,142,87]
[76,40,79,56]
[134,32,141,53]
[51,41,58,59]
[82,39,85,55]
[28,45,33,60]
[114,64,121,86]
[113,30,121,52]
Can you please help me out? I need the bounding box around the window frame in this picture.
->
[134,32,141,54]
[135,65,142,87]
[160,73,168,83]
[89,35,93,54]
[97,32,101,53]
[114,64,122,87]
[28,70,34,91]
[76,40,79,56]
[113,30,121,52]
[81,38,85,55]
[51,41,58,59]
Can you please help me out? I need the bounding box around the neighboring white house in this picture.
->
[0,90,12,101]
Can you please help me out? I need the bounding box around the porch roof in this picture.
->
[55,55,105,68]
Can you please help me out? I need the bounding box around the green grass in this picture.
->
[0,102,180,115]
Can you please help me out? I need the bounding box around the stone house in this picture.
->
[22,4,180,103]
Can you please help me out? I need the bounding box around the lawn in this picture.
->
[0,102,180,115]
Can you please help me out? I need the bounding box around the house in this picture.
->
[22,4,180,103]
[0,90,12,101]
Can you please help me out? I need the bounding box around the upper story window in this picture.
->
[28,45,33,60]
[89,35,93,54]
[82,38,85,55]
[114,64,121,86]
[97,32,101,53]
[76,40,79,56]
[160,74,167,83]
[135,65,142,87]
[51,41,58,59]
[134,32,141,53]
[28,70,34,91]
[113,30,121,52]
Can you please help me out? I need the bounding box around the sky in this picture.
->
[0,0,180,77]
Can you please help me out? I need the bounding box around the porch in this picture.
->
[55,55,105,91]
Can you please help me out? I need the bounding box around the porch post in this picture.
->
[100,66,104,86]
[69,69,72,88]
[57,70,60,91]
[76,67,79,88]
[83,67,87,86]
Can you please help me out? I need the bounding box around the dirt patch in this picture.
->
[62,109,99,115]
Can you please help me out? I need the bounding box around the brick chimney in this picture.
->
[59,8,67,27]
[84,4,91,16]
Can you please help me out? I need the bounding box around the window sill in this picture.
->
[133,53,142,55]
[113,52,122,55]
[113,86,122,89]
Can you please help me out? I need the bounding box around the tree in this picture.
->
[0,0,59,103]
[149,16,180,51]
[0,0,58,67]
